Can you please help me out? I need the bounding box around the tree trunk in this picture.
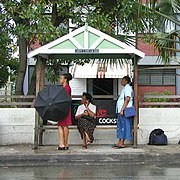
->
[15,35,27,95]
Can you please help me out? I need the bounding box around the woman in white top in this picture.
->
[75,93,96,149]
[114,76,134,148]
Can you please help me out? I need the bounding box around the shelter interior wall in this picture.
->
[118,79,124,95]
[69,78,87,97]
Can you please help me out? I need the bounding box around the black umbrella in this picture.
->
[34,85,71,121]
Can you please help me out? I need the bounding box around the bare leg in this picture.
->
[82,132,87,148]
[63,126,69,147]
[84,131,90,143]
[58,126,65,147]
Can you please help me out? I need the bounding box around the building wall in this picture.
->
[69,78,87,97]
[0,108,179,145]
[139,86,176,96]
[138,108,180,144]
[0,108,35,145]
[137,35,159,56]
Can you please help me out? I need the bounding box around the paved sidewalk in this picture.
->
[0,144,180,166]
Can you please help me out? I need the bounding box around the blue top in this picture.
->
[116,84,134,113]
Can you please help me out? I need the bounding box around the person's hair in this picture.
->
[123,76,132,86]
[82,92,93,102]
[62,73,72,82]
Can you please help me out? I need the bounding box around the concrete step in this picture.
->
[1,145,180,166]
[42,126,130,145]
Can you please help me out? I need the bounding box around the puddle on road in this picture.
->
[0,164,180,179]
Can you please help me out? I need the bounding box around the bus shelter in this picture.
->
[28,25,145,148]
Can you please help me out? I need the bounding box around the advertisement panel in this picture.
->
[72,100,117,125]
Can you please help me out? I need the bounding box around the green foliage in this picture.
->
[114,0,157,34]
[140,0,180,64]
[45,58,92,83]
[144,90,172,103]
[156,0,180,27]
[1,0,180,92]
[45,59,65,84]
[143,90,175,108]
[142,31,180,64]
[0,63,8,88]
[0,6,18,88]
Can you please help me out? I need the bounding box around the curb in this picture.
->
[1,153,180,166]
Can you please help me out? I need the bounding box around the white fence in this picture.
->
[138,108,180,144]
[0,108,35,145]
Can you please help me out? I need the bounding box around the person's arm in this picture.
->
[120,96,130,116]
[120,86,132,116]
[75,106,88,120]
[86,107,96,117]
[75,114,83,120]
[83,101,95,117]
[75,112,88,120]
[86,104,96,118]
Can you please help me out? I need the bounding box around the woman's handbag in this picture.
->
[124,106,136,118]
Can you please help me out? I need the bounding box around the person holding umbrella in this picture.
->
[58,73,72,150]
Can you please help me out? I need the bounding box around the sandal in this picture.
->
[87,140,91,145]
[82,145,87,149]
[112,144,119,148]
[115,146,125,149]
[58,147,65,150]
[64,146,69,150]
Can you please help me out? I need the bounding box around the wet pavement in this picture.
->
[1,164,180,179]
[0,145,180,179]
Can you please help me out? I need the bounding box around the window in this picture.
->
[92,79,113,95]
[138,68,176,86]
[87,78,118,98]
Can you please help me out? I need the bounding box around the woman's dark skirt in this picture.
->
[77,118,96,142]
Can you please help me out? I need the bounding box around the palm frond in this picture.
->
[143,30,179,64]
[155,0,180,28]
[136,0,180,27]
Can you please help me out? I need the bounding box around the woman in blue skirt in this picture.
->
[113,76,134,148]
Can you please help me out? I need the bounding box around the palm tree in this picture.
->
[87,0,180,65]
[141,0,180,64]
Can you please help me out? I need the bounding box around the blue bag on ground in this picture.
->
[148,128,168,145]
